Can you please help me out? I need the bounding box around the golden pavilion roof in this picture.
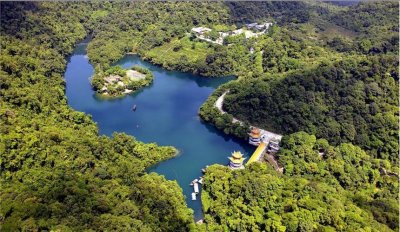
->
[229,157,245,164]
[231,151,244,159]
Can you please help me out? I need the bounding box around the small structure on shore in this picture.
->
[201,165,209,174]
[267,139,280,153]
[196,219,204,225]
[228,151,246,170]
[248,127,262,146]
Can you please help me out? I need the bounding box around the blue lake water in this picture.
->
[65,42,253,220]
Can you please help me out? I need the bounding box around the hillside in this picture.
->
[1,2,398,231]
[0,2,194,231]
[201,1,399,162]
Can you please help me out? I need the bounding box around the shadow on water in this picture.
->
[65,43,253,221]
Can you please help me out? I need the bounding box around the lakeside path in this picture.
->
[215,90,284,172]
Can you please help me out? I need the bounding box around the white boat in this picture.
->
[198,177,204,184]
[191,192,196,200]
[193,182,199,194]
[190,178,198,186]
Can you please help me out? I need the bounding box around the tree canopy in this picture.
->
[201,132,398,232]
[1,1,398,231]
[1,2,194,231]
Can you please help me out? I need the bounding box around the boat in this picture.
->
[193,182,199,194]
[202,165,209,174]
[196,219,204,225]
[198,177,204,184]
[190,178,198,186]
[132,104,137,111]
[191,192,197,200]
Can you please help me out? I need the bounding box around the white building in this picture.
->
[191,27,211,35]
[246,22,273,31]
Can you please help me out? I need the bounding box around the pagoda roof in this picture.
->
[229,157,245,164]
[249,133,261,138]
[231,151,244,159]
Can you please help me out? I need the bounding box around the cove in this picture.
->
[64,42,254,220]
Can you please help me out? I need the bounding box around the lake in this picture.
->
[64,42,254,220]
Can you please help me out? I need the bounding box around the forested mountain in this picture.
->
[210,2,399,162]
[86,2,230,69]
[1,2,194,231]
[226,1,311,25]
[1,1,398,231]
[224,56,398,162]
[198,2,398,231]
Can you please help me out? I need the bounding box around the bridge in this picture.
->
[246,141,283,173]
[246,142,266,165]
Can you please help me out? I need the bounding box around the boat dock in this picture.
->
[190,174,205,200]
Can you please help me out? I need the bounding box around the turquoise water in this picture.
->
[65,42,253,220]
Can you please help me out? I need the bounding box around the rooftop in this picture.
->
[229,156,245,164]
[231,151,244,159]
[127,70,146,81]
[191,27,212,34]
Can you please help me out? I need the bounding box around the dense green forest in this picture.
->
[0,2,194,231]
[224,56,398,162]
[198,2,399,231]
[201,132,398,231]
[1,1,398,231]
[86,2,231,72]
[201,1,399,162]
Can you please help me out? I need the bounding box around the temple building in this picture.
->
[228,151,246,169]
[248,127,262,146]
[267,139,280,153]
